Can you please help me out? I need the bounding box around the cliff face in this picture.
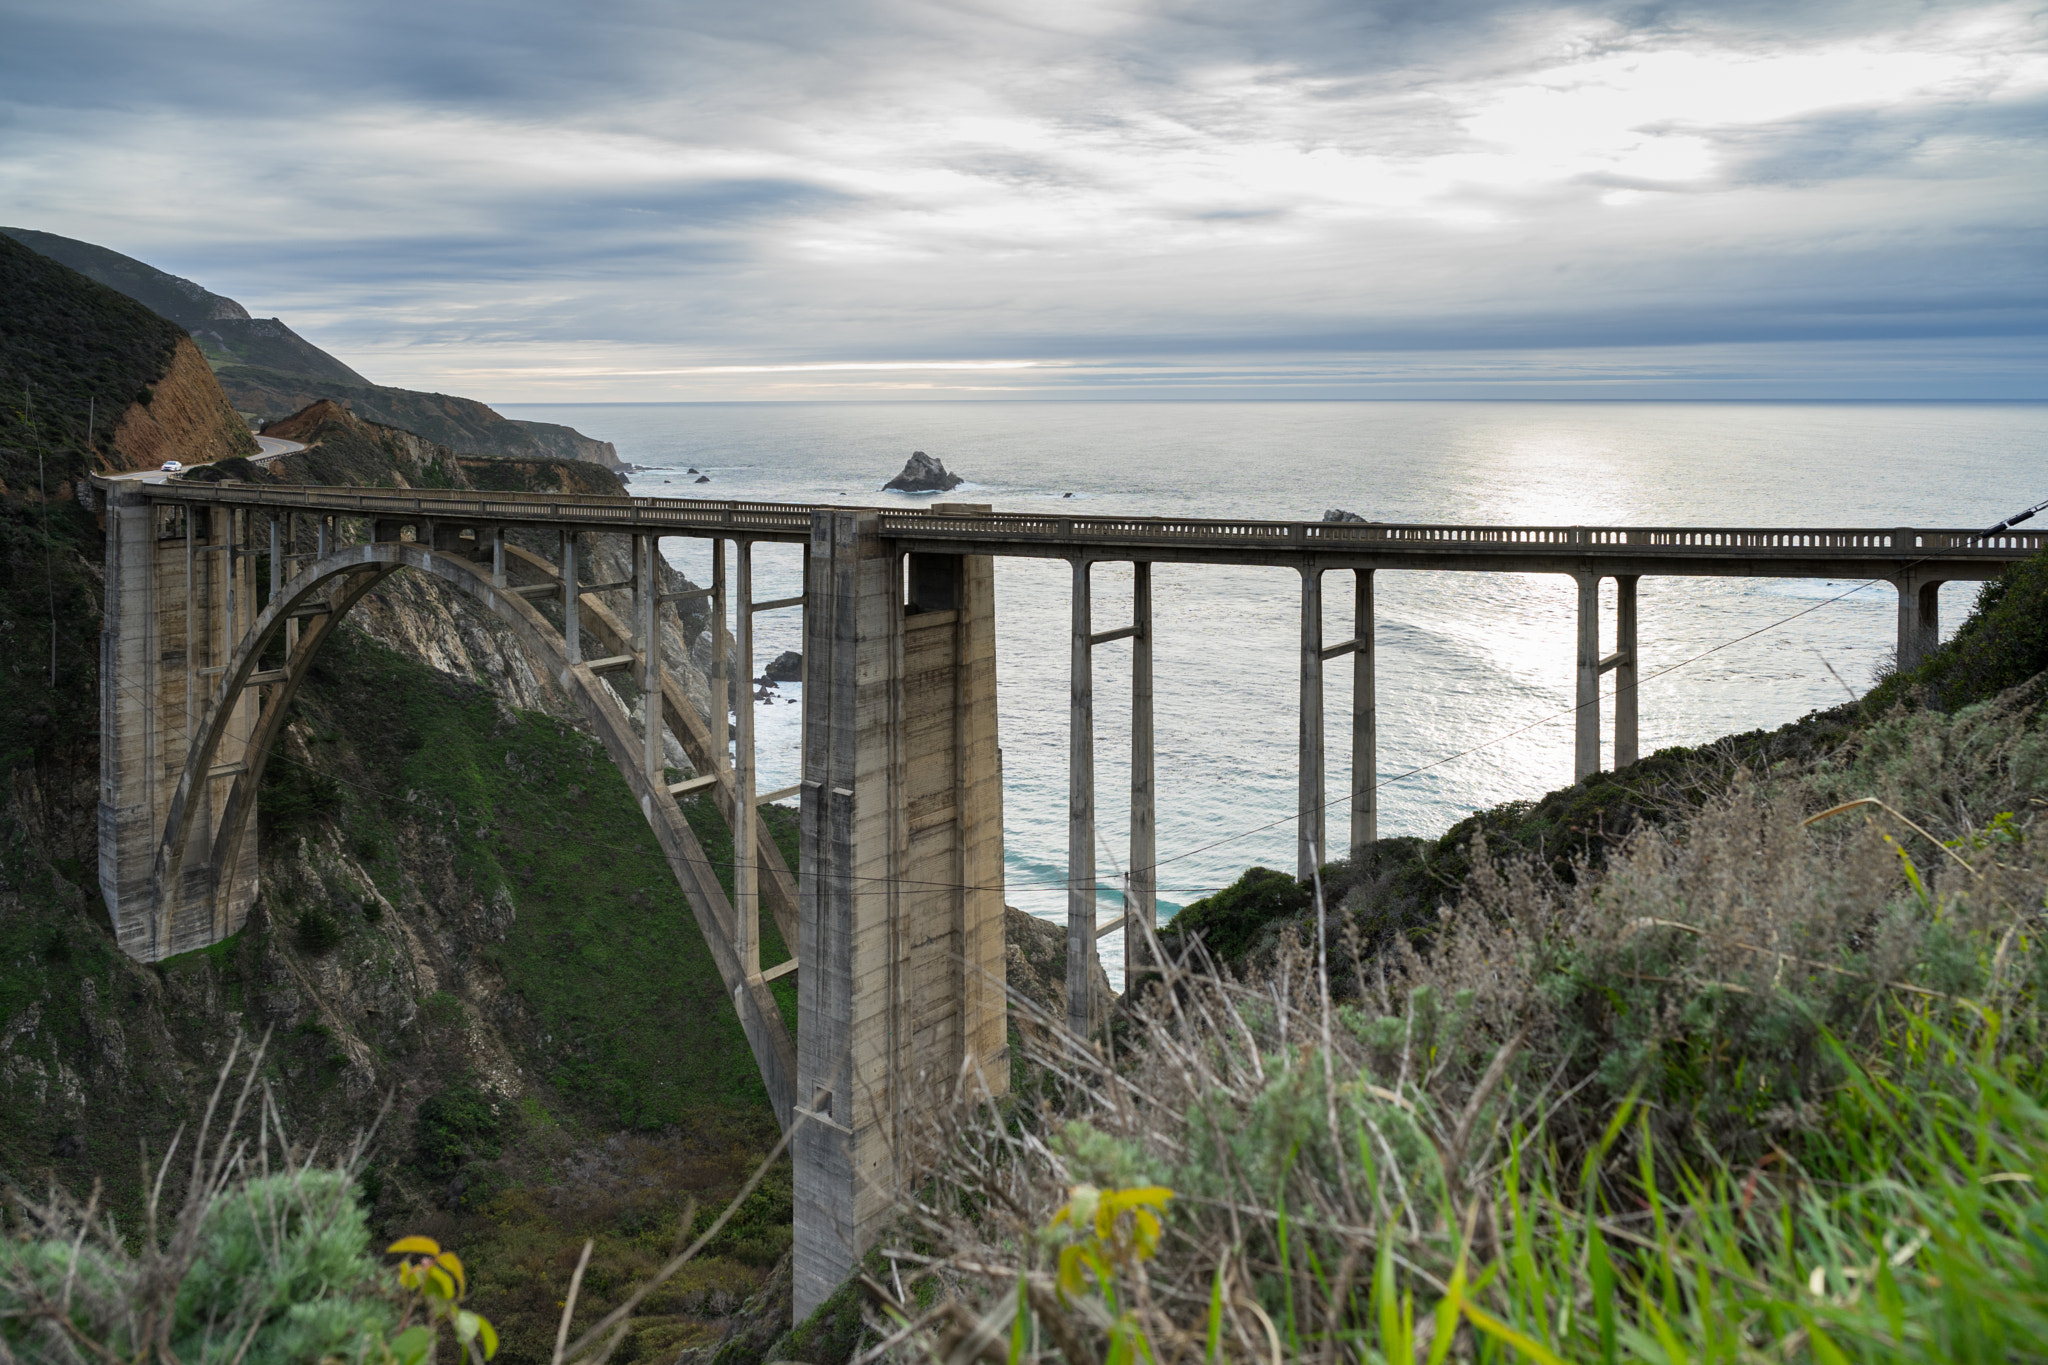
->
[104,336,259,473]
[506,417,623,470]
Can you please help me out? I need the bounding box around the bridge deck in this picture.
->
[143,481,2041,577]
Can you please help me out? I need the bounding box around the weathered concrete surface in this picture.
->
[794,511,1008,1320]
[98,485,258,959]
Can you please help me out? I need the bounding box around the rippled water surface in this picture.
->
[496,401,2047,984]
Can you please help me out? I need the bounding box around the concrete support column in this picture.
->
[1895,573,1944,670]
[795,510,1007,1322]
[268,517,281,604]
[735,539,759,978]
[1066,557,1096,1040]
[1350,568,1377,851]
[1126,561,1155,980]
[1614,575,1639,769]
[1299,565,1325,879]
[1574,572,1601,781]
[642,535,664,784]
[490,526,505,588]
[562,531,581,664]
[711,539,729,775]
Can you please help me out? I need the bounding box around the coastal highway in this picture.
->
[104,434,305,484]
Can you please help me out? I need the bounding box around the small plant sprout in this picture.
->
[384,1236,498,1364]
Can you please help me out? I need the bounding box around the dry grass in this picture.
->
[860,680,2048,1364]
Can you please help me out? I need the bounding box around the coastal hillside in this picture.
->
[0,232,256,476]
[226,365,625,470]
[3,227,623,471]
[2,226,370,386]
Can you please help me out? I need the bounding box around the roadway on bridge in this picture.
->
[104,433,305,484]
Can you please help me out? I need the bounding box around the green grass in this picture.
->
[294,628,783,1127]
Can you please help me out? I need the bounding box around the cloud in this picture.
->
[2,0,2042,396]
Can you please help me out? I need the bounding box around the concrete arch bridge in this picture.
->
[95,477,2040,1316]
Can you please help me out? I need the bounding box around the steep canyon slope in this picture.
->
[2,249,799,1361]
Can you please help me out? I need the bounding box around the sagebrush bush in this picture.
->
[0,1040,392,1364]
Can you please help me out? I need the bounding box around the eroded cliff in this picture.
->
[105,336,258,473]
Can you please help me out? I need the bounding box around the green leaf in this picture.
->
[390,1325,434,1365]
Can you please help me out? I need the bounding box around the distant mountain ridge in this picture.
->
[2,227,371,386]
[1,227,622,472]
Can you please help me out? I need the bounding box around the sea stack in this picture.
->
[883,450,963,493]
[1323,507,1366,522]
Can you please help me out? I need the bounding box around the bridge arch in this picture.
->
[149,537,799,1125]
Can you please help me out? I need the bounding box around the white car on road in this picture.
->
[159,460,182,473]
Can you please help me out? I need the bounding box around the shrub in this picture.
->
[294,907,342,955]
[0,1037,391,1364]
[1157,865,1309,962]
[414,1083,510,1183]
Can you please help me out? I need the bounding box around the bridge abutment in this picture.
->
[99,485,260,960]
[794,509,1009,1318]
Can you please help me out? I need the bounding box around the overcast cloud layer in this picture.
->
[6,0,2045,398]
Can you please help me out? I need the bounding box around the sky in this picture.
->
[5,0,2045,400]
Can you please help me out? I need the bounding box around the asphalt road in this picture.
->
[104,433,305,484]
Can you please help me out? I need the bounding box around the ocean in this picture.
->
[495,400,2048,985]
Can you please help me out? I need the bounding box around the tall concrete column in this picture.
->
[1066,557,1096,1039]
[1614,575,1639,769]
[796,510,1007,1322]
[490,526,505,588]
[1895,573,1944,670]
[735,539,759,978]
[711,539,729,775]
[99,489,257,961]
[562,531,581,664]
[1350,568,1377,851]
[1126,561,1155,980]
[642,535,664,784]
[1298,565,1325,879]
[1574,572,1601,780]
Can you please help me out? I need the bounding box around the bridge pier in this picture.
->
[1296,566,1378,869]
[1125,561,1156,983]
[1299,568,1325,879]
[1351,569,1377,850]
[795,509,1008,1320]
[99,487,262,959]
[1894,571,1945,670]
[1573,573,1640,780]
[1067,558,1097,1038]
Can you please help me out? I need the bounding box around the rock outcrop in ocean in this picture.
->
[884,451,963,493]
[1323,507,1367,522]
